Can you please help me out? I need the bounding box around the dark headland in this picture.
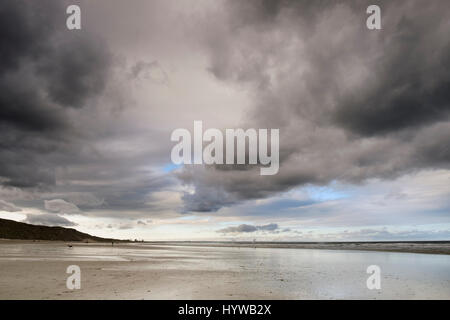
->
[0,218,119,242]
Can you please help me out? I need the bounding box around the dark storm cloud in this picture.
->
[0,0,111,188]
[333,10,450,136]
[180,180,238,212]
[0,0,176,224]
[212,0,450,135]
[177,0,450,212]
[0,1,54,73]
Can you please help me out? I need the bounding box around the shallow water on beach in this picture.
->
[0,242,449,299]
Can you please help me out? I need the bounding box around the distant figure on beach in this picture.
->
[67,244,73,248]
[112,241,114,247]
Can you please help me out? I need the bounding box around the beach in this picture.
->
[147,241,450,255]
[0,241,449,299]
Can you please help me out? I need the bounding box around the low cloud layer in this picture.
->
[23,213,77,227]
[304,228,450,242]
[0,200,22,212]
[218,223,279,234]
[44,199,80,214]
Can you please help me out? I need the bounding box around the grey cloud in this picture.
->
[180,180,238,213]
[0,200,22,212]
[217,224,257,233]
[258,223,278,231]
[118,222,135,230]
[50,192,105,208]
[0,1,176,220]
[130,61,169,85]
[177,0,450,212]
[103,220,150,230]
[0,0,112,188]
[23,213,77,227]
[0,0,229,223]
[333,14,450,136]
[330,228,450,241]
[118,224,133,230]
[44,199,80,214]
[217,223,279,233]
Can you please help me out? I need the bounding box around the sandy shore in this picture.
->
[0,260,248,299]
[2,239,450,254]
[0,242,283,299]
[1,241,449,299]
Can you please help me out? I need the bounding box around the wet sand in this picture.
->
[145,241,450,255]
[0,241,449,299]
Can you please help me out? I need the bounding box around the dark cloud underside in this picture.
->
[0,0,111,188]
[177,0,450,212]
[0,0,449,219]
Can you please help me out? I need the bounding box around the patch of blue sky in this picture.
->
[162,163,182,173]
[257,198,315,212]
[304,183,350,202]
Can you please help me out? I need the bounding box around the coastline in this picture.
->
[140,241,450,255]
[1,239,450,255]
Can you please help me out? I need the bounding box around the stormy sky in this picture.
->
[0,0,449,241]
